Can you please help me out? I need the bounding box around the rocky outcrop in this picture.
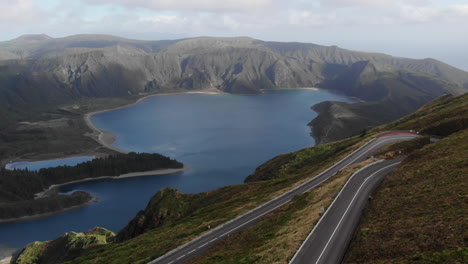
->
[309,70,461,144]
[116,188,196,241]
[11,227,115,264]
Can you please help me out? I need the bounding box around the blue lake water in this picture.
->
[0,89,355,251]
[5,156,95,171]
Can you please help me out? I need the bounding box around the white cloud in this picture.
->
[448,4,468,17]
[85,0,273,12]
[399,4,439,22]
[319,0,430,8]
[319,0,393,7]
[139,15,180,24]
[0,0,47,23]
[397,3,468,23]
[289,10,337,27]
[222,15,240,30]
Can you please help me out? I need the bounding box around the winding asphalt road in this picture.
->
[148,132,418,264]
[289,159,403,264]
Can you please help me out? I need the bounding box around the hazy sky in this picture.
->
[1,0,467,70]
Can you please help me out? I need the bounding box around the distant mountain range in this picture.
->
[1,34,467,142]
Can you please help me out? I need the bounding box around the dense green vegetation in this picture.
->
[0,192,92,220]
[0,152,182,202]
[0,152,183,220]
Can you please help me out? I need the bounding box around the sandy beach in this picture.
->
[0,256,11,264]
[0,246,15,264]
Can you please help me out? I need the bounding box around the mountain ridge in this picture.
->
[0,34,467,159]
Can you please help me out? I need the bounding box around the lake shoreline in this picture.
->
[1,87,357,254]
[0,197,99,225]
[0,166,189,225]
[35,166,190,199]
[0,256,12,264]
[84,88,225,153]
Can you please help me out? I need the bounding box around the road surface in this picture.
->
[289,159,402,264]
[149,133,418,264]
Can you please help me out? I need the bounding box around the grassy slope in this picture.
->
[63,136,368,264]
[345,129,467,263]
[376,93,468,135]
[343,94,468,263]
[187,159,377,264]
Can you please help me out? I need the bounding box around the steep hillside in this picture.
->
[0,34,467,164]
[310,70,461,144]
[346,134,467,263]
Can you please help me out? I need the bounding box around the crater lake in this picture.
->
[0,89,356,251]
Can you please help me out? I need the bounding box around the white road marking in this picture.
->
[220,231,231,237]
[150,134,416,264]
[343,136,415,168]
[313,162,400,264]
[188,249,196,254]
[198,243,208,248]
[176,255,186,261]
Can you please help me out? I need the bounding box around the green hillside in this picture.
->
[345,94,468,263]
[12,94,467,264]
